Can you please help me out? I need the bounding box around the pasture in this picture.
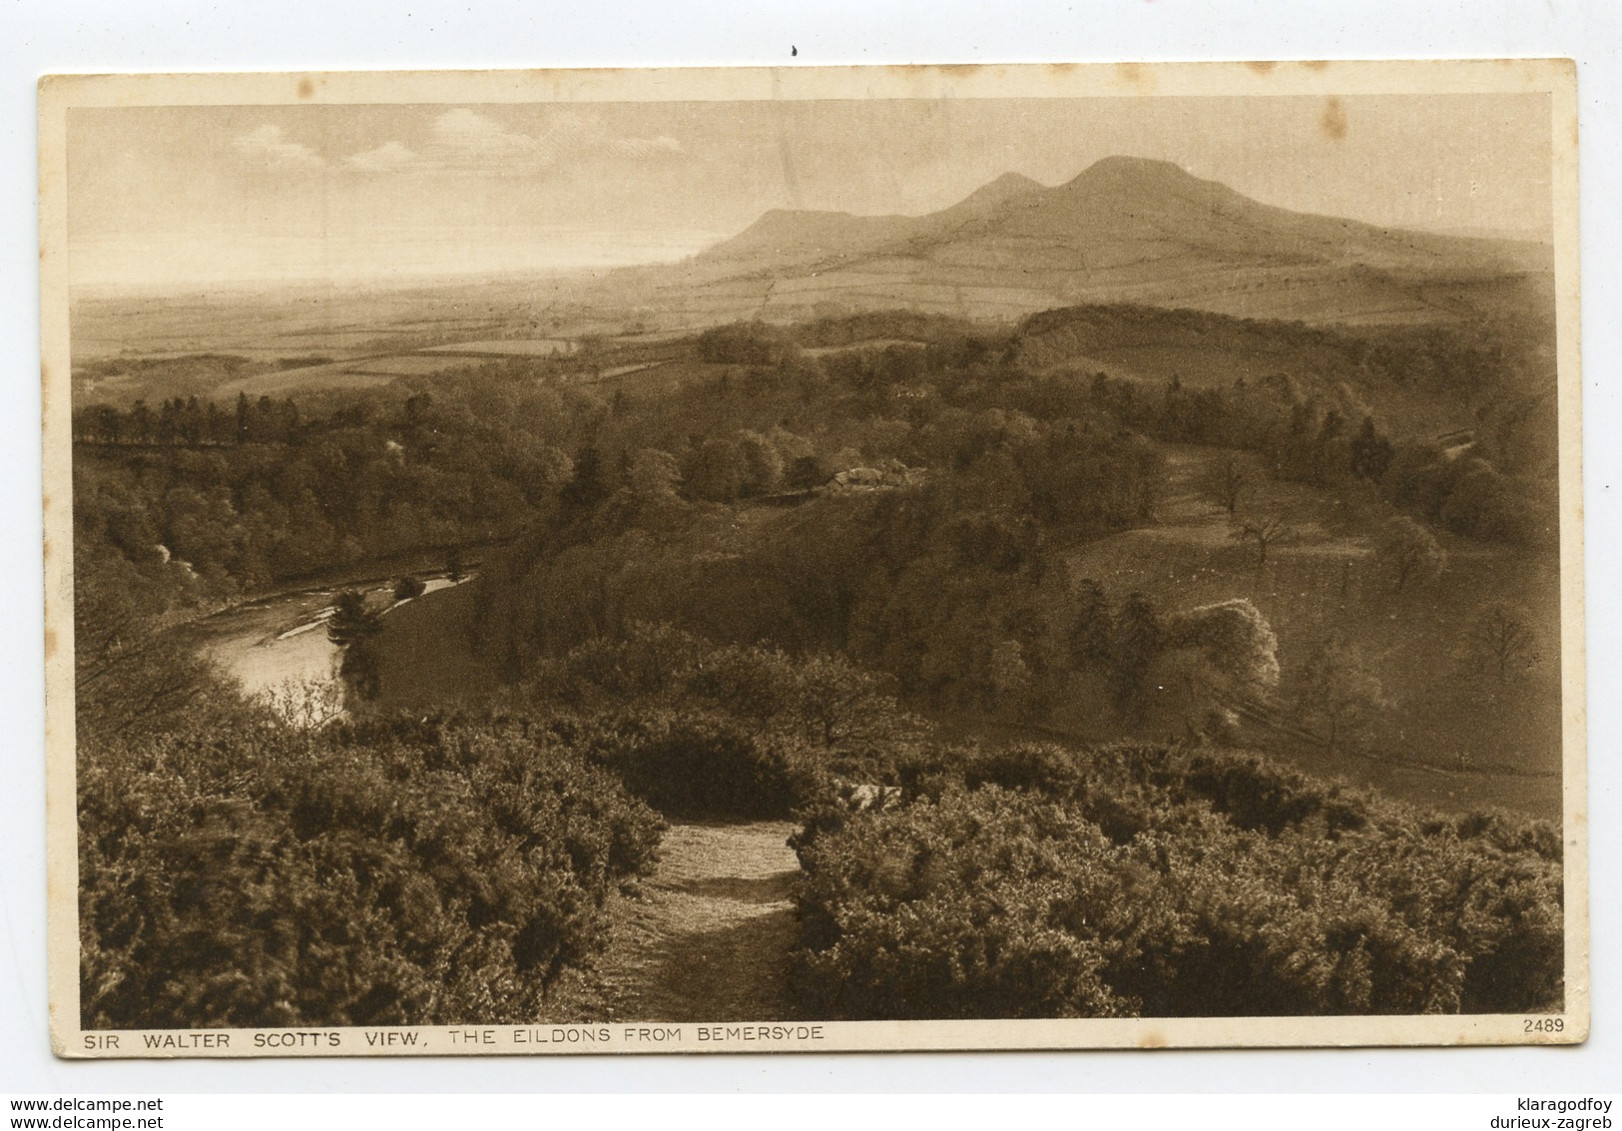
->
[1053,442,1562,814]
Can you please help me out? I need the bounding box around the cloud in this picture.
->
[431,108,547,166]
[232,124,324,170]
[343,108,684,176]
[345,141,420,174]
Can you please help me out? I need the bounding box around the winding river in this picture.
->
[191,574,467,711]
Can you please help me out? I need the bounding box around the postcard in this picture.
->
[40,60,1585,1056]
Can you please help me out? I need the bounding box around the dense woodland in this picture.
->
[73,304,1566,1025]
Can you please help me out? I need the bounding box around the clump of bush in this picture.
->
[509,624,925,818]
[79,714,663,1029]
[790,742,1562,1020]
[552,709,830,820]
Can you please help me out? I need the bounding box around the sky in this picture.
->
[66,93,1554,288]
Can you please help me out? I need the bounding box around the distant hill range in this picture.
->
[69,156,1557,386]
[624,155,1552,328]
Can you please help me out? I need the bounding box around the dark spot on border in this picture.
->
[1320,96,1348,141]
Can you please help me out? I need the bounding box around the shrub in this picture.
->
[78,715,663,1029]
[790,743,1562,1019]
[513,626,923,815]
[560,709,831,820]
[791,786,1130,1019]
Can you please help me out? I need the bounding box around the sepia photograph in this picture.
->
[39,60,1586,1057]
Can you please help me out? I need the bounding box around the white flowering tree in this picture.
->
[1157,597,1280,739]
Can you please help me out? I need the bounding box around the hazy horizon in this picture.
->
[67,94,1554,290]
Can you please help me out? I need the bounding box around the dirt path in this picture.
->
[582,821,803,1022]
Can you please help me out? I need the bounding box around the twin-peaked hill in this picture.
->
[643,156,1552,328]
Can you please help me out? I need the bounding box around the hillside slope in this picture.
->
[660,156,1551,327]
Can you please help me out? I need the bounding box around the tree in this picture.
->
[1374,515,1447,592]
[684,437,747,502]
[988,639,1033,710]
[786,652,911,750]
[558,445,607,519]
[1164,598,1281,701]
[1350,416,1395,482]
[445,546,465,584]
[1465,599,1538,683]
[73,560,223,740]
[600,448,686,529]
[1111,591,1164,723]
[1293,636,1384,755]
[1152,598,1280,743]
[1440,460,1540,545]
[1229,507,1292,568]
[130,400,152,444]
[327,589,383,701]
[393,574,426,601]
[738,431,785,497]
[626,448,683,504]
[1198,452,1251,516]
[786,454,826,491]
[1067,577,1114,669]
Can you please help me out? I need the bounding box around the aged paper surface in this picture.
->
[40,60,1585,1058]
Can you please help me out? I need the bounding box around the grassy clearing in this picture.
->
[1055,442,1561,813]
[421,338,577,356]
[373,581,501,711]
[213,363,398,400]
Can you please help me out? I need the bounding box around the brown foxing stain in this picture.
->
[1301,59,1331,71]
[296,77,315,99]
[903,64,986,80]
[1115,63,1155,91]
[44,626,57,659]
[1245,61,1278,75]
[1320,96,1348,141]
[1138,1030,1169,1048]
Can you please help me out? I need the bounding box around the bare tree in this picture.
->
[1293,636,1385,755]
[263,673,345,729]
[73,568,221,738]
[1229,507,1292,568]
[1199,451,1251,516]
[1465,599,1537,682]
[1374,515,1447,593]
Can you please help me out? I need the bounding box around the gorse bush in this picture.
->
[79,713,662,1029]
[553,709,828,820]
[506,625,925,817]
[790,742,1562,1020]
